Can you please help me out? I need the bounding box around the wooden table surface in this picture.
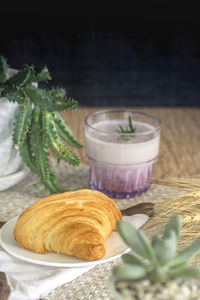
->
[61,107,200,179]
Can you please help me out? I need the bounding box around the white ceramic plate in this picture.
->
[0,216,130,268]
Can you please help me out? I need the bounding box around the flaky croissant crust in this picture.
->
[14,189,122,261]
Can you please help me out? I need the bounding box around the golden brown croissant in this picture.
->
[14,189,122,261]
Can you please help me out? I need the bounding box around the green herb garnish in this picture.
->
[116,116,136,141]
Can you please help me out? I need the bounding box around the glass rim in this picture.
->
[85,109,161,136]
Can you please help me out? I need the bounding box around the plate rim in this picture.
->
[0,216,130,268]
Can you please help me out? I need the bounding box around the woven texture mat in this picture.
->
[0,160,181,300]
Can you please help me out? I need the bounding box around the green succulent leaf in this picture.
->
[31,110,64,194]
[18,134,37,174]
[40,174,64,194]
[42,112,51,149]
[44,112,80,166]
[47,173,65,194]
[0,86,4,96]
[170,266,200,280]
[12,99,32,149]
[25,86,56,111]
[163,214,181,242]
[32,105,41,124]
[171,237,200,267]
[117,221,157,264]
[25,86,78,112]
[148,267,169,284]
[122,253,146,267]
[152,234,161,247]
[48,131,80,166]
[7,67,31,87]
[31,108,51,182]
[3,86,25,104]
[32,66,51,82]
[0,56,8,83]
[113,264,147,281]
[46,88,67,102]
[152,231,177,265]
[53,112,82,148]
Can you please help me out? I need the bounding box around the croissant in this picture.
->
[14,189,122,261]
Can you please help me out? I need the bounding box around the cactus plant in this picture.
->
[111,215,200,299]
[0,56,82,194]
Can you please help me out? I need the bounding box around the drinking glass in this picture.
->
[85,109,161,199]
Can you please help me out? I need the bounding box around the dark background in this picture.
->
[0,4,200,107]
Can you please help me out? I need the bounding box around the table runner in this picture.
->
[0,159,180,300]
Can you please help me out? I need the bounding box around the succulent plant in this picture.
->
[0,56,82,194]
[113,215,200,285]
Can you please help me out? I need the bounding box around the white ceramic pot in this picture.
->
[0,69,29,191]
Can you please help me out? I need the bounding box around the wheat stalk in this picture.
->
[144,177,200,265]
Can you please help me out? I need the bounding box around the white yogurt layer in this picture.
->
[85,120,160,165]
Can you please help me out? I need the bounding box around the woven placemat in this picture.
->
[0,159,181,300]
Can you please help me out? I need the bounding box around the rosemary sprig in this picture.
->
[116,116,136,141]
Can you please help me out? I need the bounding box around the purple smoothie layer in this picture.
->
[88,158,155,199]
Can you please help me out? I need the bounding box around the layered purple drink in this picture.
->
[85,110,161,199]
